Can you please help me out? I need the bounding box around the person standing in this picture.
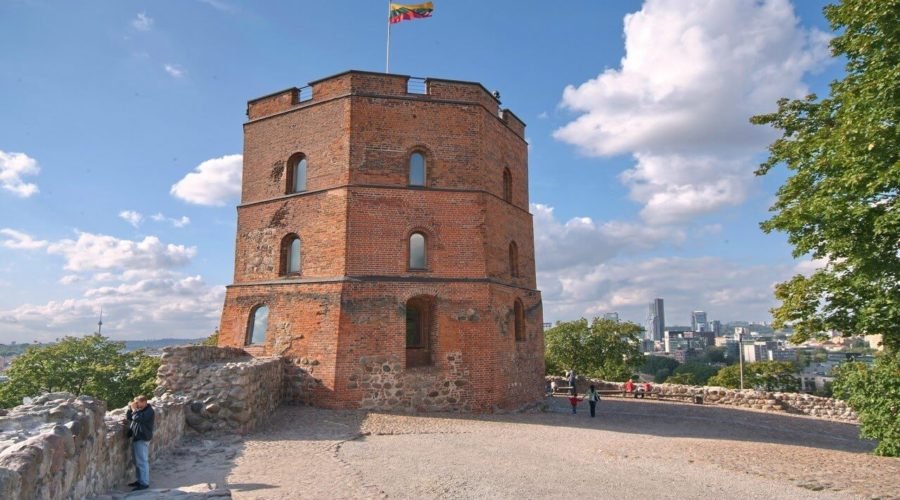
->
[567,369,577,396]
[586,385,600,418]
[126,395,155,491]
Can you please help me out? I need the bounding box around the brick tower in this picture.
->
[218,70,544,412]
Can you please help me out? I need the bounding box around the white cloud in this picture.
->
[537,112,549,119]
[119,210,144,228]
[170,154,242,206]
[132,12,154,31]
[59,275,80,285]
[553,0,830,224]
[794,257,828,276]
[532,203,684,273]
[0,151,40,198]
[0,275,224,342]
[47,232,196,272]
[151,212,191,228]
[164,64,185,78]
[0,228,48,250]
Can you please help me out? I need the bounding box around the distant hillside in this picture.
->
[123,338,205,351]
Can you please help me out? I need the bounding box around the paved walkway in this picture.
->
[137,397,898,499]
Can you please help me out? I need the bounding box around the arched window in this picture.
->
[286,154,307,194]
[281,234,301,275]
[509,241,519,278]
[406,296,434,367]
[503,168,512,203]
[409,232,426,269]
[514,299,525,342]
[247,305,270,345]
[409,152,426,186]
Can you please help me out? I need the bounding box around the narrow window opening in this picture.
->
[409,152,426,186]
[509,241,519,278]
[406,296,434,367]
[503,168,512,203]
[247,305,270,345]
[287,155,307,194]
[409,232,426,269]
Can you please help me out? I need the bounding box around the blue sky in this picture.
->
[0,0,842,342]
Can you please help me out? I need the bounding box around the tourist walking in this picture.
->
[586,385,600,418]
[568,393,582,414]
[126,395,155,491]
[567,369,577,395]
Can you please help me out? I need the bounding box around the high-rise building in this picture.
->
[648,298,665,341]
[709,320,722,336]
[603,312,619,322]
[691,310,708,332]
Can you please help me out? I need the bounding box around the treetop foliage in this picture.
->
[751,0,899,349]
[0,334,160,409]
[544,317,644,381]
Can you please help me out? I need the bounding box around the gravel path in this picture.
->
[140,397,898,499]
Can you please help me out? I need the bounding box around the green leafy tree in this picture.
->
[708,361,800,392]
[833,352,900,456]
[544,318,644,381]
[750,0,899,350]
[654,368,672,383]
[199,329,219,347]
[672,362,719,385]
[0,335,161,409]
[701,346,731,365]
[665,372,697,385]
[640,355,680,375]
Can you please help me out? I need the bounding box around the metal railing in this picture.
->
[407,77,427,95]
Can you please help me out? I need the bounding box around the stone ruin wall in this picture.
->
[154,346,283,433]
[548,376,858,423]
[353,353,476,412]
[0,345,282,500]
[0,393,185,500]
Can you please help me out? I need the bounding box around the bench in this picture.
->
[550,385,574,395]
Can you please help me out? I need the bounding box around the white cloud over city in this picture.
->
[554,0,830,225]
[0,150,40,198]
[171,154,242,206]
[0,230,221,342]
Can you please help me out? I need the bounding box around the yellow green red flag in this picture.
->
[390,2,434,24]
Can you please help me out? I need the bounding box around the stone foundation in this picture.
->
[354,353,474,412]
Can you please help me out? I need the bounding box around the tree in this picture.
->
[750,0,899,351]
[833,352,900,456]
[672,362,719,385]
[544,318,644,381]
[640,355,680,375]
[708,361,800,392]
[199,329,219,347]
[0,335,161,409]
[665,372,697,385]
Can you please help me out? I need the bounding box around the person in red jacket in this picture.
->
[568,393,582,414]
[624,379,635,395]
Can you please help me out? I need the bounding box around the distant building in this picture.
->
[691,310,708,332]
[709,320,722,336]
[603,312,619,322]
[768,349,798,362]
[648,298,665,342]
[665,330,707,354]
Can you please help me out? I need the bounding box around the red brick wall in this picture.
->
[220,70,543,412]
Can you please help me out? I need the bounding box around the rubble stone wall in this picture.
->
[155,346,284,433]
[0,393,185,500]
[548,376,858,423]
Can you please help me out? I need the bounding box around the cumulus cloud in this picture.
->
[47,232,196,272]
[132,12,153,31]
[164,64,185,78]
[553,0,830,224]
[532,203,684,273]
[151,212,191,228]
[0,274,224,342]
[0,228,48,250]
[0,150,40,198]
[119,210,144,228]
[59,275,81,285]
[170,154,242,206]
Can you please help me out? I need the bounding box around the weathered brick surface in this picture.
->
[219,70,543,412]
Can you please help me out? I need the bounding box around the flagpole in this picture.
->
[385,1,392,73]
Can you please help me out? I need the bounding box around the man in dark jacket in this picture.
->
[126,395,154,491]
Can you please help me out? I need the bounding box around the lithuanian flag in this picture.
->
[390,2,434,24]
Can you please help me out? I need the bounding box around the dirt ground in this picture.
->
[112,396,899,499]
